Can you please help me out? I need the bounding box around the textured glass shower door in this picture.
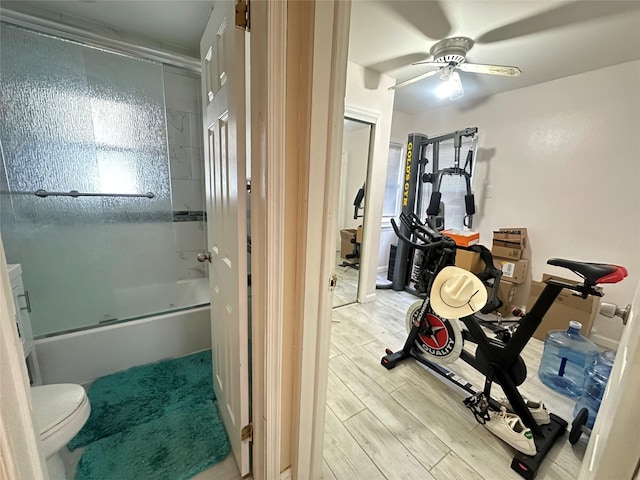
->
[0,24,178,337]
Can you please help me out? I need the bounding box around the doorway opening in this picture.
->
[0,5,247,479]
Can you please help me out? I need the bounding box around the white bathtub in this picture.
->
[35,303,212,385]
[112,277,211,322]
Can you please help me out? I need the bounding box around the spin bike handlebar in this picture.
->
[391,213,455,250]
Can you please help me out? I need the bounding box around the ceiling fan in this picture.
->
[389,37,521,100]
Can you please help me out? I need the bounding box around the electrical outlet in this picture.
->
[484,184,493,198]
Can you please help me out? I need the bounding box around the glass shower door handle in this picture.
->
[197,252,212,263]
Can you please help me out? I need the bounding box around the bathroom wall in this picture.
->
[163,66,208,280]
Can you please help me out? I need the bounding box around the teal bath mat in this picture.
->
[69,350,214,449]
[75,401,230,480]
[69,350,231,480]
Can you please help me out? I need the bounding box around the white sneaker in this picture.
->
[500,397,550,425]
[485,407,536,456]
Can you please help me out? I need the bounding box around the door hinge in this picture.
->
[235,0,249,31]
[241,423,253,441]
[330,274,338,289]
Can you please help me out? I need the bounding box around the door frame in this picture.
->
[0,3,283,478]
[248,0,286,478]
[290,1,351,479]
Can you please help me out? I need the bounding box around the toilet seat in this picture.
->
[31,384,90,458]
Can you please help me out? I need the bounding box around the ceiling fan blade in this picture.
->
[476,1,640,44]
[383,0,452,40]
[389,69,440,90]
[410,61,443,68]
[458,63,521,77]
[367,53,432,74]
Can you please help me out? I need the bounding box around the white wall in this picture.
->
[344,61,395,300]
[392,60,640,343]
[375,110,415,275]
[390,109,414,143]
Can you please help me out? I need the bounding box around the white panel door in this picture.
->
[200,3,250,475]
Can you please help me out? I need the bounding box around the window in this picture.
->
[382,142,404,218]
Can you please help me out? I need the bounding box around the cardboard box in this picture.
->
[443,229,480,247]
[494,258,528,284]
[526,275,599,340]
[455,249,485,274]
[340,229,358,261]
[493,228,527,247]
[491,227,527,260]
[356,226,363,244]
[487,280,518,317]
[491,241,523,260]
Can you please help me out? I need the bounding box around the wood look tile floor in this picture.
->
[62,285,584,480]
[324,288,588,480]
[333,253,360,308]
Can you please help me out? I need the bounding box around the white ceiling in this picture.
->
[2,1,639,115]
[349,1,640,114]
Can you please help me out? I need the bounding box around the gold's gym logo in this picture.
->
[403,141,412,206]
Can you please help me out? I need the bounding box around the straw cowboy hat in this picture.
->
[430,266,488,319]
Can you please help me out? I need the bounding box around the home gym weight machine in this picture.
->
[384,127,513,330]
[391,128,478,294]
[381,213,628,479]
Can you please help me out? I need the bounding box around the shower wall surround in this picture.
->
[0,24,207,336]
[163,67,207,280]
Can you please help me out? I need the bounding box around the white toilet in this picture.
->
[31,384,91,480]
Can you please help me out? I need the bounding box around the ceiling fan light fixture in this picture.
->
[435,71,464,101]
[393,36,520,93]
[430,37,474,63]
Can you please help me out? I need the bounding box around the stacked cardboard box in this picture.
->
[491,228,529,316]
[340,226,363,262]
[447,230,484,274]
[340,229,358,261]
[443,229,480,247]
[487,280,518,317]
[527,274,600,340]
[455,249,485,274]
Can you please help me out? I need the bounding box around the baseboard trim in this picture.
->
[280,467,292,480]
[359,292,377,304]
[590,333,619,351]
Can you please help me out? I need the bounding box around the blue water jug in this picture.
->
[538,321,598,397]
[573,350,616,428]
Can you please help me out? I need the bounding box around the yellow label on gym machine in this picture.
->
[403,141,413,206]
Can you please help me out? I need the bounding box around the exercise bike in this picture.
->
[381,213,627,480]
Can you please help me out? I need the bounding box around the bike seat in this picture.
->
[547,258,628,284]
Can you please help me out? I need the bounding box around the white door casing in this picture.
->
[200,3,250,475]
[294,1,352,478]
